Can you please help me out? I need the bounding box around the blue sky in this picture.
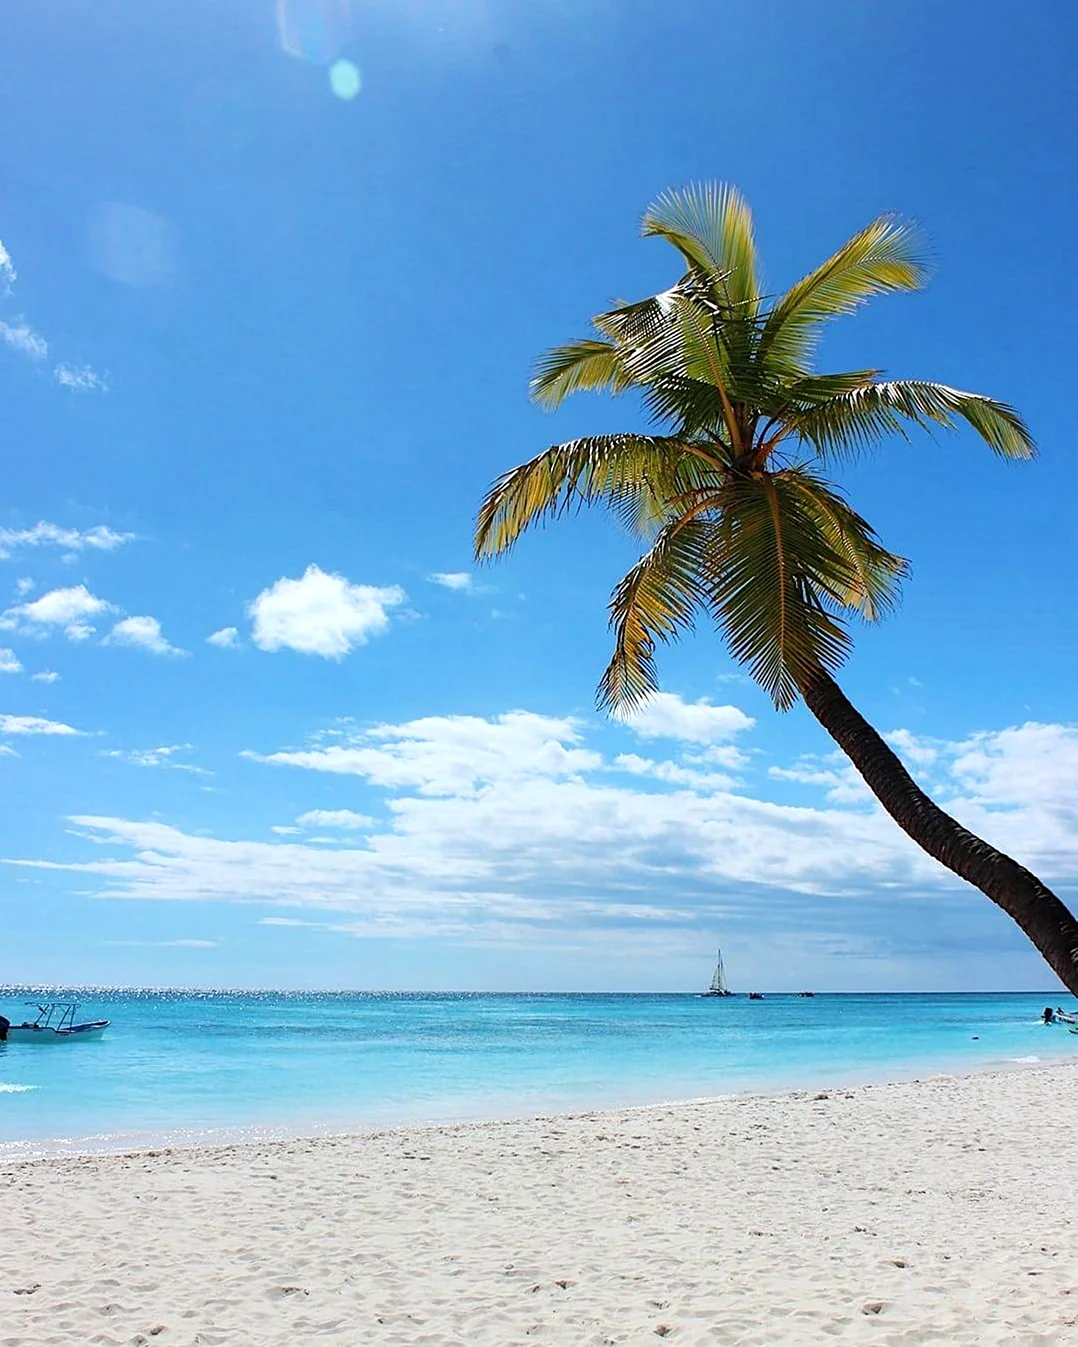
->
[1,0,1076,992]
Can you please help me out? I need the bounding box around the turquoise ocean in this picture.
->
[1,989,1074,1157]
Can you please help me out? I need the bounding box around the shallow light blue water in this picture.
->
[1,989,1074,1154]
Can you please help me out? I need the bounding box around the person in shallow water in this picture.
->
[1042,1007,1056,1024]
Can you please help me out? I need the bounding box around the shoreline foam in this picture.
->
[1,1043,1074,1162]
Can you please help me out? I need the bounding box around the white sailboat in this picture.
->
[704,949,733,997]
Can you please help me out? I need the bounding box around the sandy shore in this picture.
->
[2,1062,1076,1346]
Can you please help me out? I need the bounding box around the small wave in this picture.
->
[0,1083,38,1094]
[1013,1055,1041,1064]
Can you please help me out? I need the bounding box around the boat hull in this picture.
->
[5,1021,109,1043]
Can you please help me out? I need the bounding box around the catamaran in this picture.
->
[704,949,733,997]
[0,1003,109,1043]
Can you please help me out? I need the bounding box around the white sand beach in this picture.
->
[2,1061,1076,1346]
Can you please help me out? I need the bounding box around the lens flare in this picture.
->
[328,60,361,100]
[275,0,351,65]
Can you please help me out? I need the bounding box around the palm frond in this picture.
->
[780,469,908,621]
[639,375,731,437]
[761,216,928,367]
[474,434,713,559]
[592,289,680,346]
[711,474,853,709]
[642,183,761,314]
[789,379,1036,460]
[598,517,720,713]
[530,339,632,410]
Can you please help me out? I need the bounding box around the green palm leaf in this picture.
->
[761,216,928,367]
[780,469,908,620]
[598,516,720,712]
[531,339,632,410]
[642,183,761,314]
[710,474,854,710]
[474,434,719,559]
[790,380,1035,460]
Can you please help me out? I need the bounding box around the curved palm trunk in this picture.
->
[800,667,1078,996]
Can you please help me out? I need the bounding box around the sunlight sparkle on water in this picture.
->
[329,60,361,100]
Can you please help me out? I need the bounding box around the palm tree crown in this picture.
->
[475,182,1034,712]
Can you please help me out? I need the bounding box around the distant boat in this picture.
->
[704,949,733,997]
[748,992,765,1001]
[1,1002,109,1044]
[797,991,815,998]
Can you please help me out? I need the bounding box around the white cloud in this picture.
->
[0,319,48,360]
[296,809,377,830]
[769,757,871,806]
[429,571,474,592]
[0,584,113,642]
[886,728,939,768]
[0,745,18,758]
[207,626,239,648]
[0,714,83,736]
[103,744,209,774]
[271,825,303,836]
[15,578,33,596]
[247,710,602,797]
[109,938,218,949]
[54,363,108,393]
[0,649,21,675]
[0,242,105,386]
[247,564,405,658]
[10,706,1078,971]
[948,723,1078,810]
[612,752,735,791]
[0,239,14,290]
[31,670,59,684]
[106,616,185,657]
[0,522,134,559]
[625,691,755,743]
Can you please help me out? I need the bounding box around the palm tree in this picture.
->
[474,182,1078,994]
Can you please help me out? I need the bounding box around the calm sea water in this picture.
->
[1,989,1074,1156]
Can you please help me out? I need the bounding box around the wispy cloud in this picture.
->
[296,808,376,830]
[428,571,474,592]
[0,522,134,560]
[248,564,405,659]
[103,744,209,774]
[0,714,83,736]
[624,691,755,744]
[106,615,186,657]
[206,626,239,648]
[31,670,59,684]
[108,938,218,949]
[0,240,108,391]
[0,319,48,360]
[0,649,22,675]
[0,240,15,290]
[54,363,108,393]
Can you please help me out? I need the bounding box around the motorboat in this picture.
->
[1,1002,109,1043]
